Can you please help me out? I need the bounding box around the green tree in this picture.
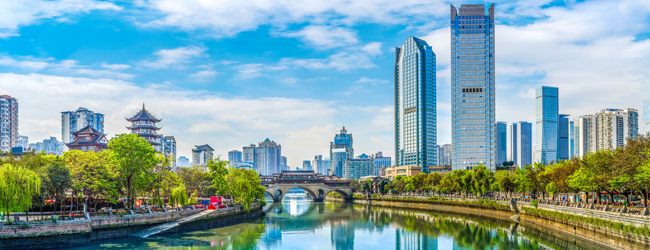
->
[43,159,72,213]
[568,150,615,203]
[0,164,41,220]
[208,157,230,197]
[63,150,119,211]
[108,134,158,209]
[178,165,215,197]
[228,168,264,211]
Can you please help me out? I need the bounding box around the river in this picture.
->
[68,196,611,250]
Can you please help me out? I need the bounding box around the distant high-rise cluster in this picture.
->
[240,138,282,175]
[509,122,532,167]
[0,95,18,152]
[29,137,66,156]
[312,155,330,175]
[177,156,190,167]
[330,127,353,177]
[61,107,104,144]
[450,4,496,170]
[574,108,638,158]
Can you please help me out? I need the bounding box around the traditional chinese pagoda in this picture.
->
[126,103,162,151]
[66,125,109,152]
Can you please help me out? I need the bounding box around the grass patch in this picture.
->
[370,196,510,210]
[522,207,650,237]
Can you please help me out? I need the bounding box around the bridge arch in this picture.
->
[261,170,353,203]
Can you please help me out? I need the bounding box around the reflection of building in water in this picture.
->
[396,229,437,250]
[282,192,312,217]
[331,222,355,250]
[260,226,282,248]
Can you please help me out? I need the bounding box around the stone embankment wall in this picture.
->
[327,197,648,250]
[0,206,264,250]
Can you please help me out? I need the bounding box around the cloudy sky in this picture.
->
[0,0,649,168]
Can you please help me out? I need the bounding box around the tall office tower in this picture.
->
[569,120,574,158]
[280,156,288,171]
[509,122,532,167]
[395,36,437,173]
[644,99,650,135]
[61,107,104,144]
[436,144,452,166]
[595,108,639,151]
[330,127,353,177]
[192,144,214,169]
[162,136,176,170]
[534,86,559,164]
[574,115,597,158]
[313,155,330,175]
[450,4,496,170]
[495,121,507,166]
[558,114,570,161]
[228,150,243,164]
[372,152,391,176]
[126,104,163,151]
[0,95,18,152]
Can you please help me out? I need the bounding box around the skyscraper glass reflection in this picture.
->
[394,36,437,173]
[535,86,559,164]
[450,4,496,170]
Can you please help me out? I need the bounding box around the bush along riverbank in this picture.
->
[327,195,650,249]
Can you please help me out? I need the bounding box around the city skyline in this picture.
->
[0,1,649,168]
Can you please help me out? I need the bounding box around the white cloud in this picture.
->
[137,0,449,37]
[0,55,135,79]
[354,77,388,85]
[279,42,383,71]
[139,46,207,69]
[281,25,358,49]
[370,137,386,146]
[0,0,121,37]
[101,63,131,70]
[189,69,220,81]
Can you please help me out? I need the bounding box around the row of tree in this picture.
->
[0,134,266,219]
[364,134,650,208]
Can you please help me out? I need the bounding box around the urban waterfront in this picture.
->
[67,195,609,250]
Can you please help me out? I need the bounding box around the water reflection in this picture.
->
[70,197,611,250]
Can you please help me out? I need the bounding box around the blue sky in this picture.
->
[1,0,649,168]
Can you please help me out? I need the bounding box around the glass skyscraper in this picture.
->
[496,121,507,166]
[509,121,532,167]
[535,86,559,164]
[450,4,496,170]
[330,127,353,177]
[641,99,650,134]
[394,36,437,173]
[558,114,570,161]
[569,120,574,158]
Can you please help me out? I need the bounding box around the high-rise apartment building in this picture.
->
[558,114,570,161]
[573,108,638,158]
[302,160,312,170]
[61,107,104,144]
[450,4,496,170]
[241,139,282,175]
[192,144,214,169]
[395,36,437,173]
[344,158,374,179]
[534,86,559,164]
[0,95,18,152]
[330,127,353,177]
[313,155,330,175]
[17,135,28,149]
[509,122,532,167]
[642,99,650,134]
[437,144,452,166]
[228,150,243,164]
[280,156,288,171]
[496,122,507,166]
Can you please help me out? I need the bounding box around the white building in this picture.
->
[574,108,638,158]
[61,107,104,144]
[192,144,214,170]
[0,95,18,152]
[29,137,66,156]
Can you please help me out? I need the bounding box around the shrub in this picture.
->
[531,199,539,208]
[21,222,31,229]
[4,218,14,225]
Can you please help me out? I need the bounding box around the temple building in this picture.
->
[126,104,163,152]
[65,125,109,152]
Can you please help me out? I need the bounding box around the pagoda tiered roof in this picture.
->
[66,125,109,149]
[126,103,162,122]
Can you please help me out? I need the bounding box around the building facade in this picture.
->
[344,158,374,179]
[65,126,109,152]
[641,99,650,134]
[17,135,28,150]
[312,155,329,176]
[162,136,176,170]
[177,156,190,167]
[0,95,18,152]
[241,139,282,175]
[496,121,507,166]
[573,108,638,158]
[61,107,104,144]
[509,121,532,167]
[372,152,392,177]
[126,104,163,151]
[450,4,496,170]
[574,115,597,158]
[330,127,353,177]
[395,36,437,173]
[280,156,288,171]
[228,150,243,164]
[437,144,452,166]
[302,160,312,170]
[534,86,559,164]
[569,120,574,158]
[558,114,570,161]
[30,137,67,156]
[192,144,214,169]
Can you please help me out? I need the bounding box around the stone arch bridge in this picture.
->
[261,170,353,202]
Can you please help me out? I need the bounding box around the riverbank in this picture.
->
[0,205,264,250]
[327,196,650,250]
